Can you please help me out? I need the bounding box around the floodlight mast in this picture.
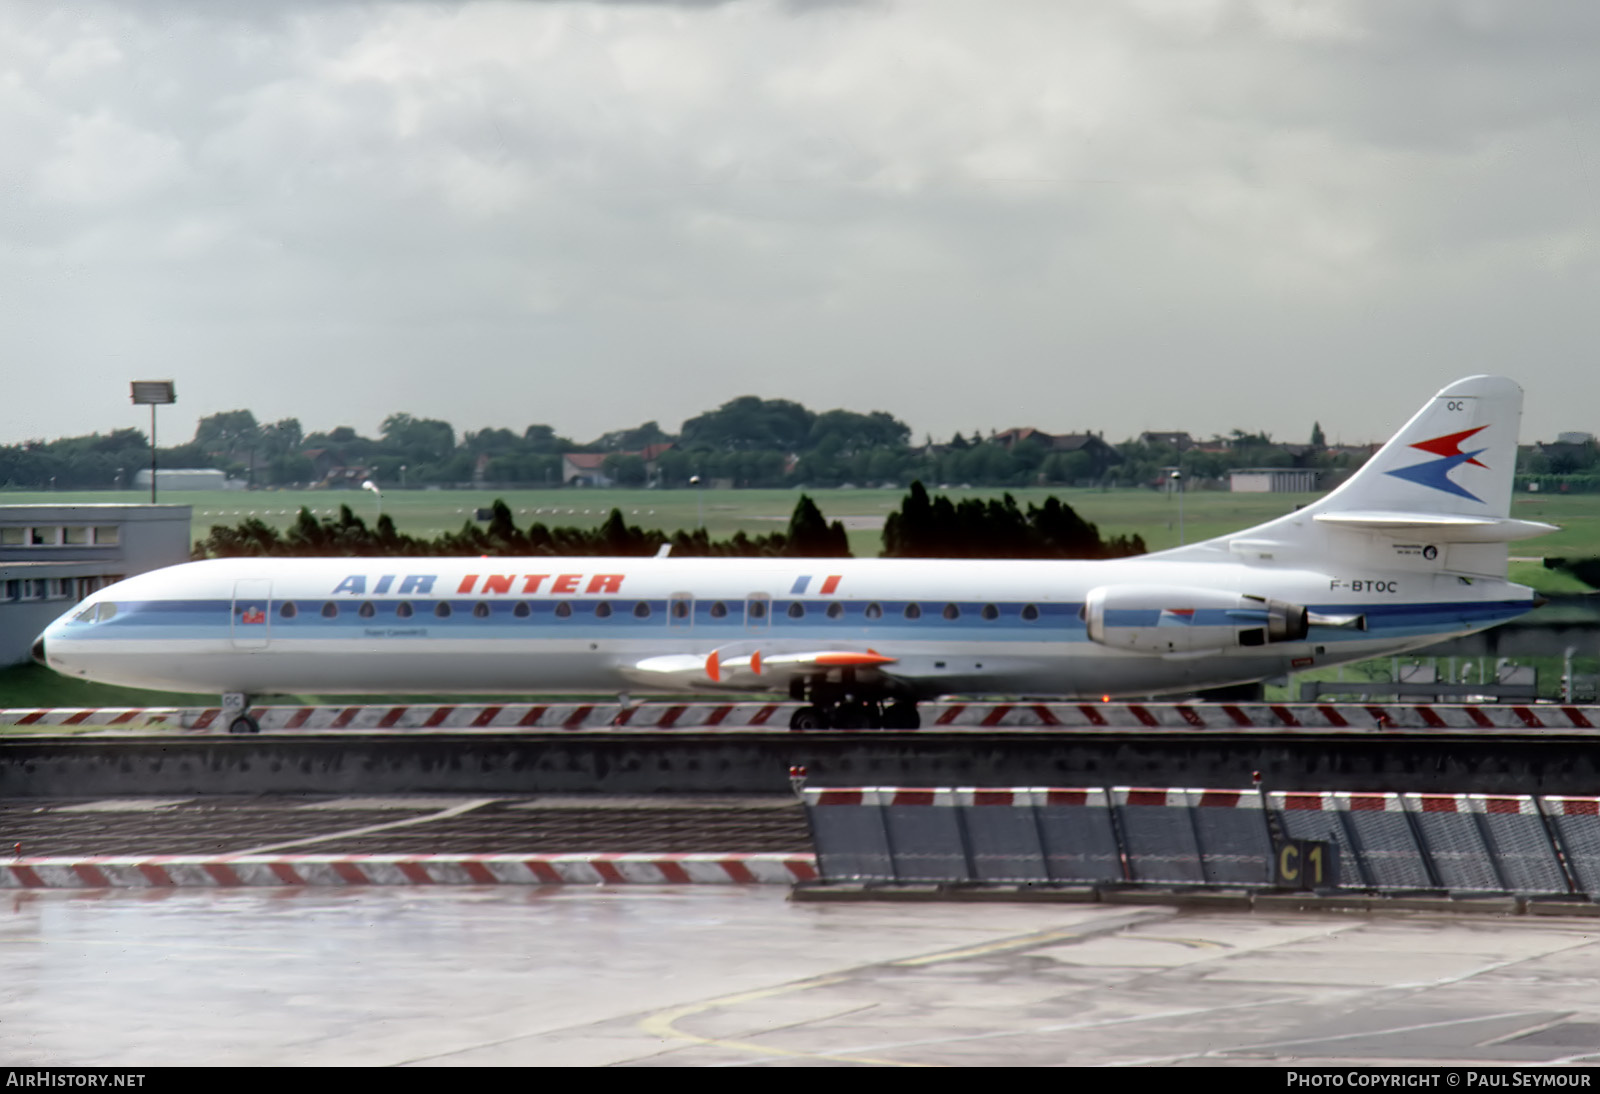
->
[130,381,176,503]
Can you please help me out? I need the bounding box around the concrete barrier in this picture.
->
[8,700,1600,733]
[0,852,818,889]
[18,727,1600,798]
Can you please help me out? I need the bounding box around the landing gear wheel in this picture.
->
[227,714,261,735]
[789,706,831,731]
[832,702,874,730]
[884,702,921,729]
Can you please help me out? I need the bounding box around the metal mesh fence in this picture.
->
[1116,790,1205,884]
[803,786,1600,898]
[964,800,1049,883]
[1189,792,1274,886]
[882,803,969,882]
[1469,797,1568,895]
[1035,794,1124,883]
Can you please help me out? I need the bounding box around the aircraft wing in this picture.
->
[621,648,897,692]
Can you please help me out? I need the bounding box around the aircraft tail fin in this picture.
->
[1308,375,1522,521]
[1157,376,1554,570]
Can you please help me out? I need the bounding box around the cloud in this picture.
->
[1,0,1597,450]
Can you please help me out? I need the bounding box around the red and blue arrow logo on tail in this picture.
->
[1384,426,1488,502]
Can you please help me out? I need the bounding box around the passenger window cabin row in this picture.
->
[271,600,1045,622]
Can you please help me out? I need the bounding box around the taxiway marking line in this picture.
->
[641,910,1173,1065]
[1480,1013,1578,1047]
[1203,1009,1546,1058]
[890,927,1098,967]
[232,798,500,855]
[811,998,1304,1062]
[889,910,1170,968]
[1132,935,1231,950]
[638,976,929,1067]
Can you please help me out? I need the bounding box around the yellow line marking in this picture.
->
[638,914,1168,1064]
[1134,936,1230,950]
[890,925,1102,967]
[638,976,929,1067]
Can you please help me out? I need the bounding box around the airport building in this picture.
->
[0,504,192,668]
[1229,468,1321,493]
[132,468,247,491]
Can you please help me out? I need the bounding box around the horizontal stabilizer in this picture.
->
[1312,511,1557,543]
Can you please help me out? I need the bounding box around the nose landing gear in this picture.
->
[223,692,260,734]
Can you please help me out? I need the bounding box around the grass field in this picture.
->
[7,483,1599,559]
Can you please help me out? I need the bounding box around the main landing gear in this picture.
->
[786,677,920,730]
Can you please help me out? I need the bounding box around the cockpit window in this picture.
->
[72,601,118,623]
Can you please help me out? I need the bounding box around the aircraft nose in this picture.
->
[30,634,45,666]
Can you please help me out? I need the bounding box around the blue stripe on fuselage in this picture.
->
[56,596,1532,644]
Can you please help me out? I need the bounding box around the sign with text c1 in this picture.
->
[1276,839,1339,890]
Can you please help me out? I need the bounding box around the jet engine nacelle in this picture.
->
[1083,585,1309,655]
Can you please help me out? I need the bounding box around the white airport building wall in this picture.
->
[1229,469,1321,493]
[0,504,193,668]
[132,468,247,490]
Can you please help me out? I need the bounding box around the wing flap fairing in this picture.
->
[622,648,897,691]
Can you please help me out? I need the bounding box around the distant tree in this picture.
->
[194,410,259,455]
[591,420,673,452]
[195,497,854,559]
[1310,421,1326,448]
[381,413,456,463]
[807,410,911,454]
[320,426,362,446]
[601,453,648,487]
[784,495,850,557]
[521,424,573,453]
[679,396,816,452]
[882,481,1144,559]
[462,427,520,456]
[194,411,261,479]
[258,418,303,456]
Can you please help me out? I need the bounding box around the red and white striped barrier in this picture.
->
[0,708,184,729]
[804,787,1114,808]
[1542,796,1600,817]
[927,701,1600,731]
[804,786,1269,809]
[1268,791,1555,816]
[1271,790,1404,813]
[0,703,794,733]
[0,852,818,889]
[7,700,1600,733]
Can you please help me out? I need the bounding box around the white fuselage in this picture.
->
[37,553,1535,700]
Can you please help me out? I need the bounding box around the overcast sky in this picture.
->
[3,0,1597,450]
